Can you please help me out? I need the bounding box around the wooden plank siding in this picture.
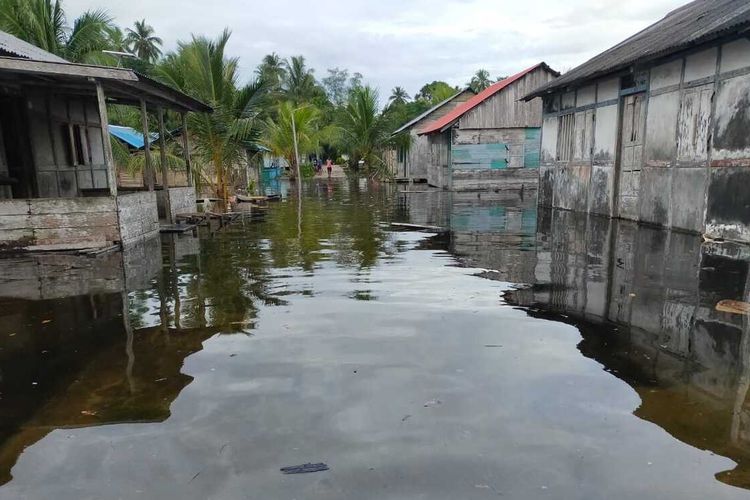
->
[399,90,474,181]
[0,196,118,250]
[440,66,557,191]
[458,67,554,130]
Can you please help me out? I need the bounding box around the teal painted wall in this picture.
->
[451,127,541,170]
[452,143,509,169]
[524,128,541,168]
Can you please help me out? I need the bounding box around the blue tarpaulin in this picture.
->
[109,125,159,149]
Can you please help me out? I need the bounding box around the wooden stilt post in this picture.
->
[181,112,193,187]
[94,80,117,196]
[141,99,154,191]
[158,107,172,223]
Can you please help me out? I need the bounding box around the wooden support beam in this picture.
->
[158,107,172,223]
[94,79,117,196]
[140,100,154,191]
[181,112,193,187]
[0,57,137,81]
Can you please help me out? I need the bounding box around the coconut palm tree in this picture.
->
[282,56,320,105]
[256,53,286,90]
[388,86,410,106]
[126,19,162,63]
[469,68,492,93]
[263,102,323,177]
[0,0,114,63]
[338,85,390,178]
[106,26,128,52]
[157,29,268,204]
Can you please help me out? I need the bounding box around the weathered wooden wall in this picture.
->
[449,127,540,191]
[397,90,474,181]
[425,67,555,192]
[540,35,750,242]
[0,197,118,250]
[26,93,108,198]
[452,128,541,169]
[0,121,11,199]
[426,131,451,189]
[118,169,189,189]
[459,66,556,130]
[118,191,159,247]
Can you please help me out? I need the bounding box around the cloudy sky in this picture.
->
[66,0,686,97]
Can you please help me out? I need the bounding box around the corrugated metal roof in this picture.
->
[525,0,750,100]
[392,88,474,135]
[0,30,67,63]
[419,63,557,135]
[109,125,159,149]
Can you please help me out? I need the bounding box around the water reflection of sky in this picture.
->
[1,182,750,499]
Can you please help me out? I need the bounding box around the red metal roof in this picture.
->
[418,62,553,135]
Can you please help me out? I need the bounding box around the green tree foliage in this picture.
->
[256,53,287,90]
[0,0,114,62]
[322,67,349,107]
[264,102,317,169]
[106,25,127,52]
[388,86,410,107]
[263,102,333,177]
[282,56,323,106]
[156,29,268,202]
[468,68,492,93]
[126,19,163,63]
[414,81,459,105]
[337,86,391,178]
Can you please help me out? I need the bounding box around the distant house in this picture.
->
[0,30,211,251]
[524,0,750,243]
[418,63,559,191]
[109,125,159,150]
[390,89,475,181]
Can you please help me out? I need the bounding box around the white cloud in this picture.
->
[65,0,686,97]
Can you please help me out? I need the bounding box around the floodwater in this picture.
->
[1,180,750,499]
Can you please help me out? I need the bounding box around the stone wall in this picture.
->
[117,191,159,247]
[167,186,196,219]
[156,186,196,221]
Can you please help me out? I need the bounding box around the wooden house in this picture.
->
[390,89,475,181]
[524,0,750,243]
[0,30,210,251]
[418,63,559,191]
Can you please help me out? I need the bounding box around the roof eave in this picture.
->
[391,87,473,136]
[523,22,750,101]
[0,57,212,113]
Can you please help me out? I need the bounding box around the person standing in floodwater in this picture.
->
[326,158,333,179]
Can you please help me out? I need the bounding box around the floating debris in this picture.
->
[423,399,442,408]
[716,299,750,315]
[280,463,329,474]
[390,222,447,233]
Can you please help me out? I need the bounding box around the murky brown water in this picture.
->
[1,180,749,499]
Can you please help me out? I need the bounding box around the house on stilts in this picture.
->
[524,0,750,243]
[0,30,211,251]
[418,63,559,191]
